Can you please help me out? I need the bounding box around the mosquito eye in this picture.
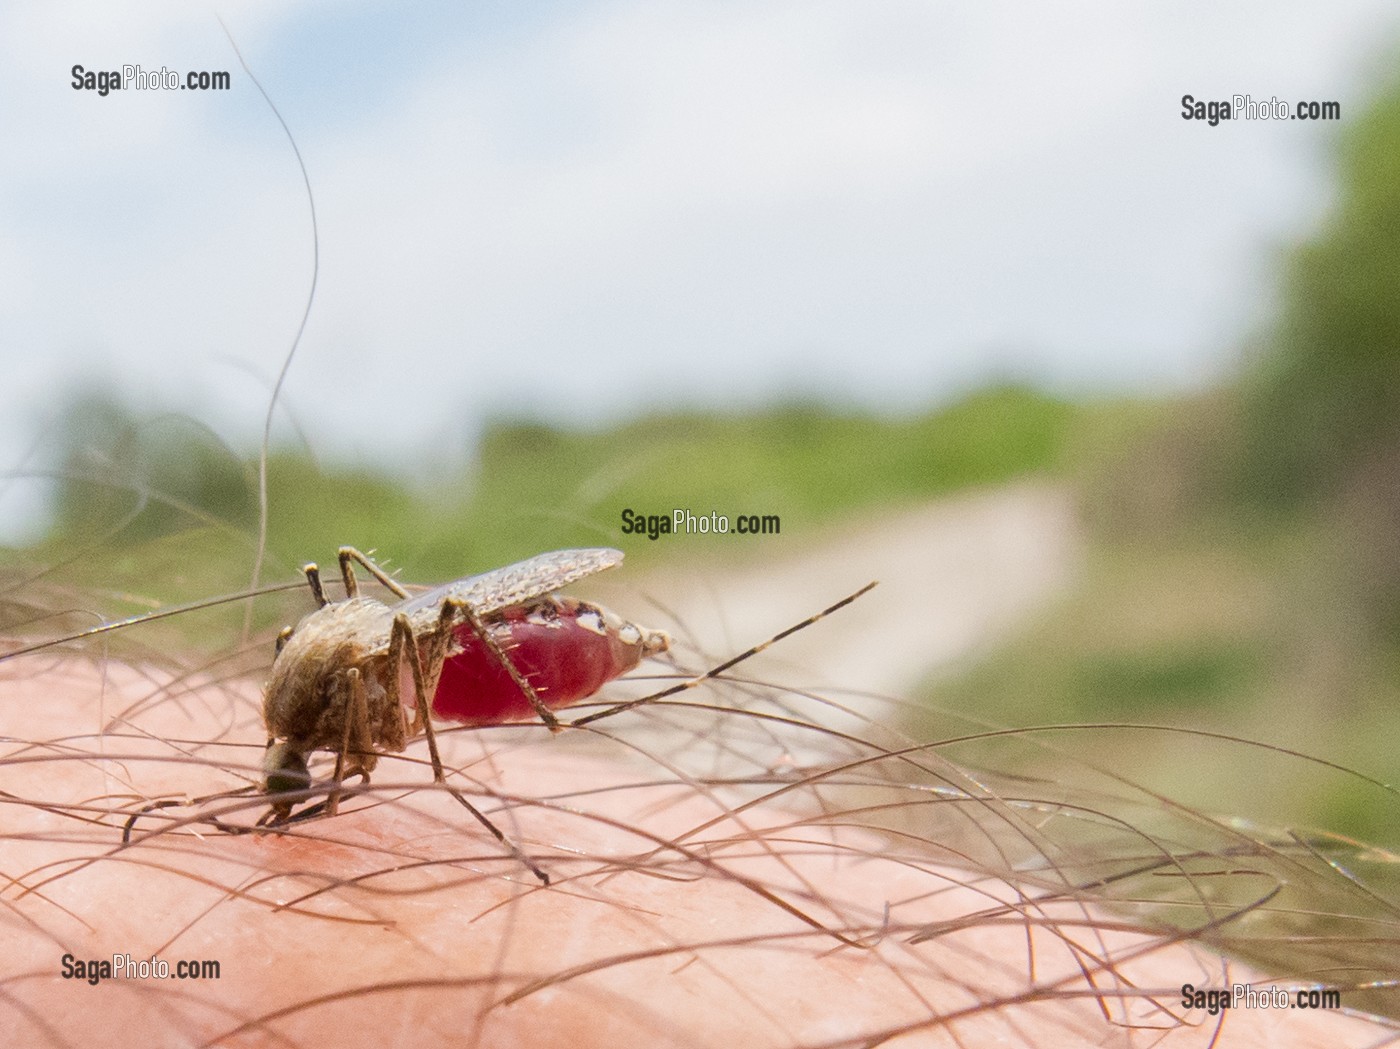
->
[263,742,310,796]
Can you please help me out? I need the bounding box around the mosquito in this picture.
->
[260,545,670,883]
[103,542,873,882]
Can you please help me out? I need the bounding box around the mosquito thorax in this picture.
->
[262,597,393,755]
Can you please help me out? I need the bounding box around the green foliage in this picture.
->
[33,382,1082,591]
[1241,70,1400,504]
[1234,70,1400,638]
[49,391,253,544]
[911,71,1400,854]
[261,451,422,570]
[453,384,1075,559]
[257,384,1078,580]
[915,527,1399,845]
[1071,642,1260,714]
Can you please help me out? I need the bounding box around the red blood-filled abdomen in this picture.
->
[431,597,659,726]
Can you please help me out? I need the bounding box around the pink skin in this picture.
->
[1,661,1390,1048]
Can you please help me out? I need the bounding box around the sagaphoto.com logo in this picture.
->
[71,63,231,97]
[1181,93,1341,126]
[620,508,782,541]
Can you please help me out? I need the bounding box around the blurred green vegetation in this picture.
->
[18,382,1083,623]
[917,69,1400,847]
[1237,68,1400,638]
[1240,74,1400,512]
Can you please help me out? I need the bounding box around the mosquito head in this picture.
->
[262,740,311,799]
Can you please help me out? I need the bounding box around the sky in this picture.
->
[1,1,1397,539]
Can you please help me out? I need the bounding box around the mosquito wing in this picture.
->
[396,548,626,619]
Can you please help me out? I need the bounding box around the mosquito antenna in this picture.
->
[216,16,320,643]
[569,581,878,727]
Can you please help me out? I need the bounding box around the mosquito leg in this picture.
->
[339,546,410,599]
[392,599,454,740]
[123,791,260,843]
[446,598,562,732]
[569,581,879,728]
[389,612,550,886]
[324,663,372,817]
[121,798,185,844]
[389,614,446,781]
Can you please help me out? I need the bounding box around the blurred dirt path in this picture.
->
[603,482,1081,730]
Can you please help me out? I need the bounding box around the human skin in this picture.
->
[1,660,1393,1048]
